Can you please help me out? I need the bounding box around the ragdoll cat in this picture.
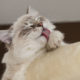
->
[0,7,65,80]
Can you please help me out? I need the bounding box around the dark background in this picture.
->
[0,22,80,79]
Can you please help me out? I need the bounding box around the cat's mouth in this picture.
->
[29,22,51,40]
[34,22,51,40]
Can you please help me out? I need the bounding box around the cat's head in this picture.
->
[0,7,56,50]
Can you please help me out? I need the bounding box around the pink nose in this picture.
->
[38,22,43,26]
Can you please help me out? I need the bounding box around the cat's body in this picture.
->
[1,8,66,80]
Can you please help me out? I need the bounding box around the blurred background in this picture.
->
[0,0,80,24]
[0,0,80,79]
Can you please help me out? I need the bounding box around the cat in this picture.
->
[0,7,65,80]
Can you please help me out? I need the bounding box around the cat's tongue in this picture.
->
[42,28,50,41]
[38,22,52,41]
[38,22,51,41]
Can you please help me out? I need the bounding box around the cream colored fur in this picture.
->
[1,8,80,80]
[26,42,80,80]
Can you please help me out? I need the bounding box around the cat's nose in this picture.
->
[37,22,43,27]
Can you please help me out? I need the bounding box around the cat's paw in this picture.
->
[47,30,64,50]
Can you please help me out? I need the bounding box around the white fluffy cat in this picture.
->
[0,7,65,80]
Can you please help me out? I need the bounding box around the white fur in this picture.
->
[1,8,65,80]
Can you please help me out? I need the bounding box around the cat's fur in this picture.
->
[0,7,65,80]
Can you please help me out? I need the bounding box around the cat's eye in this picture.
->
[19,27,32,37]
[30,23,43,28]
[25,22,28,25]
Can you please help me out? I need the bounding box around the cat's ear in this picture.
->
[26,6,30,14]
[0,30,12,44]
[26,6,39,17]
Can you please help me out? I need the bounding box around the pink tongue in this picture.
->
[42,28,50,41]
